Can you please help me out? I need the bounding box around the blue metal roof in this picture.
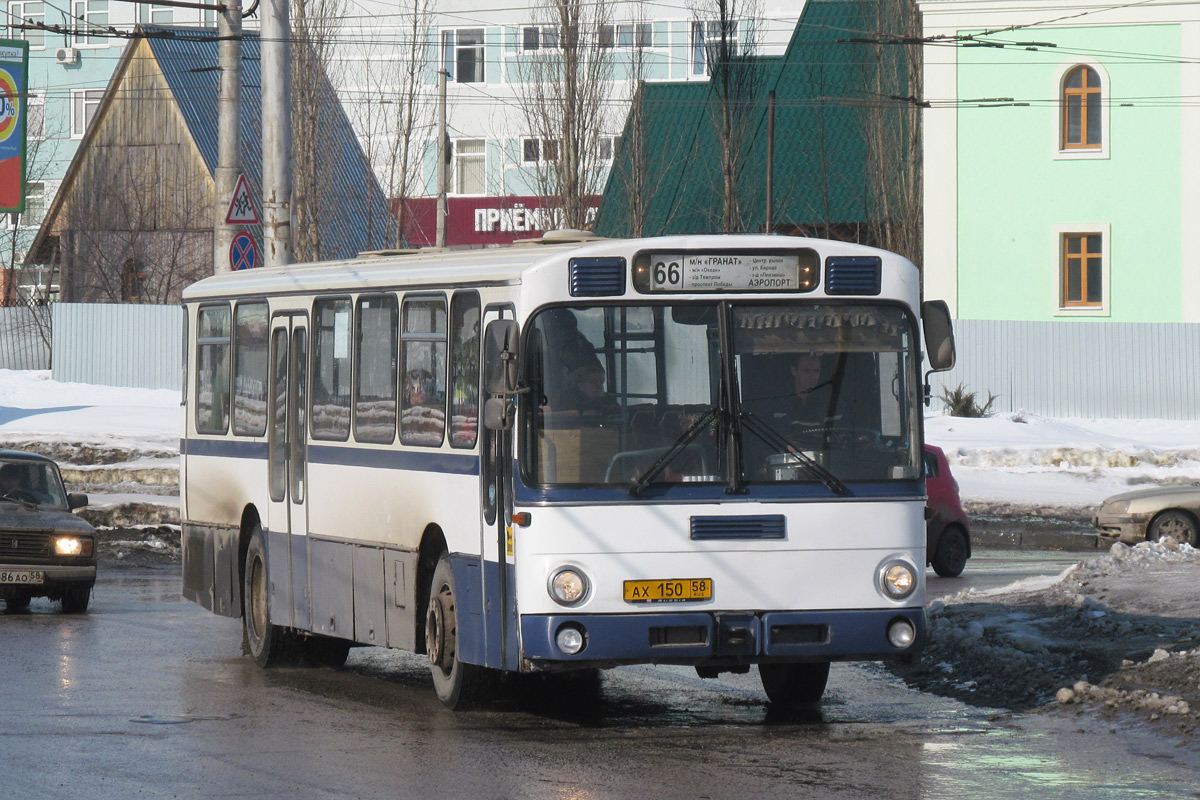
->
[143,26,394,258]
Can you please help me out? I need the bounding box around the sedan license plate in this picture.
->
[623,578,711,604]
[0,570,44,585]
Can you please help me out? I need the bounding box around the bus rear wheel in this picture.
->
[243,527,297,668]
[426,555,488,709]
[759,662,830,708]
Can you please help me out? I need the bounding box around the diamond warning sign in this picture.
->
[225,173,259,225]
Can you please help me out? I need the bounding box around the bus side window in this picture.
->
[448,291,481,449]
[312,297,352,440]
[232,301,269,436]
[401,294,448,447]
[196,304,231,434]
[354,294,399,444]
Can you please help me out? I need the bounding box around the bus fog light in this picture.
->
[878,559,916,599]
[549,568,589,606]
[555,625,586,655]
[887,618,916,649]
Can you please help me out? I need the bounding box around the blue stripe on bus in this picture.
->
[183,437,480,476]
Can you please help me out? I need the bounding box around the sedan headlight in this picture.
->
[548,567,589,606]
[54,536,92,557]
[878,559,917,600]
[1104,500,1130,515]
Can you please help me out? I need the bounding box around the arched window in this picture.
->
[1062,66,1102,150]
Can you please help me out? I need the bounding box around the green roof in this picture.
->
[596,0,907,238]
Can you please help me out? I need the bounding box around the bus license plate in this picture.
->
[623,578,711,603]
[0,570,43,585]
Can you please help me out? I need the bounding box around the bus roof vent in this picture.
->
[825,256,882,295]
[570,257,626,297]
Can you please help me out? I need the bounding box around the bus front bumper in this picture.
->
[520,608,926,666]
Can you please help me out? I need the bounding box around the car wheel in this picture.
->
[931,525,969,578]
[243,526,298,667]
[759,661,830,708]
[1148,510,1199,547]
[60,586,90,614]
[5,595,30,612]
[426,555,489,709]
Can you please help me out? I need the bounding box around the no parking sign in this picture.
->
[230,232,259,271]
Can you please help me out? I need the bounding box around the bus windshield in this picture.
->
[523,302,922,490]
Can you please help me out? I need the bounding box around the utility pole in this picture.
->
[765,90,774,234]
[436,68,447,248]
[213,0,242,274]
[262,0,293,266]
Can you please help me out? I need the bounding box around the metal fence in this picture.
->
[51,303,182,390]
[927,319,1200,420]
[0,304,51,369]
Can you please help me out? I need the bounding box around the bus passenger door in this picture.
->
[480,305,518,670]
[266,315,311,630]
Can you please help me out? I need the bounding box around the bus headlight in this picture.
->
[878,559,916,600]
[549,567,589,606]
[555,624,586,655]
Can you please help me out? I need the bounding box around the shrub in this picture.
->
[940,383,999,418]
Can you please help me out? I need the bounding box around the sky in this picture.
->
[2,369,1198,511]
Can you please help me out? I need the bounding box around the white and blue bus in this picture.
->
[180,233,955,708]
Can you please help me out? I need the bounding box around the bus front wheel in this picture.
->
[759,662,830,708]
[243,527,296,668]
[426,555,488,709]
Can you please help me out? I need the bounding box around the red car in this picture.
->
[924,445,970,578]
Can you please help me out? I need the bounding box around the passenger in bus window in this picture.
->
[559,360,619,420]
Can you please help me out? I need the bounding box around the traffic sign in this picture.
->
[225,173,260,225]
[230,232,259,271]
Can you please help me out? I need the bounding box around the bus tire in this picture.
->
[759,661,830,708]
[426,555,488,709]
[243,526,296,668]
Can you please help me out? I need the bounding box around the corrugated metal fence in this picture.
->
[928,319,1200,420]
[51,303,182,390]
[5,305,1200,417]
[0,306,50,370]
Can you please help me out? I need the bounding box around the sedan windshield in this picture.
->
[0,459,70,508]
[523,303,921,489]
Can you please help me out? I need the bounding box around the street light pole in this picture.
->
[213,0,242,273]
[261,0,293,267]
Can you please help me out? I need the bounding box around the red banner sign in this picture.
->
[395,195,600,247]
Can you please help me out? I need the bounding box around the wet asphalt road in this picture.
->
[2,553,1198,800]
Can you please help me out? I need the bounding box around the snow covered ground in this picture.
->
[3,369,1200,511]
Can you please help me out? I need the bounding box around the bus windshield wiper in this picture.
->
[739,411,853,497]
[629,407,720,496]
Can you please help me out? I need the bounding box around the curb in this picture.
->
[972,528,1108,552]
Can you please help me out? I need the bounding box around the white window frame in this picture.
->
[691,19,739,78]
[442,28,485,84]
[26,89,44,140]
[1052,223,1111,317]
[138,2,173,24]
[595,135,615,161]
[521,25,560,52]
[70,88,103,137]
[600,22,652,50]
[1053,58,1109,161]
[521,137,559,165]
[452,138,487,195]
[9,0,45,49]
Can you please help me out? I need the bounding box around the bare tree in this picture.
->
[692,0,765,233]
[292,0,349,260]
[512,0,616,230]
[354,0,436,248]
[859,0,923,265]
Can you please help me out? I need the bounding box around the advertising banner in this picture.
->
[398,195,600,247]
[0,39,28,213]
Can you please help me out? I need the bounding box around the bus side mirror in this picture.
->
[483,397,511,430]
[921,300,955,373]
[483,319,520,395]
